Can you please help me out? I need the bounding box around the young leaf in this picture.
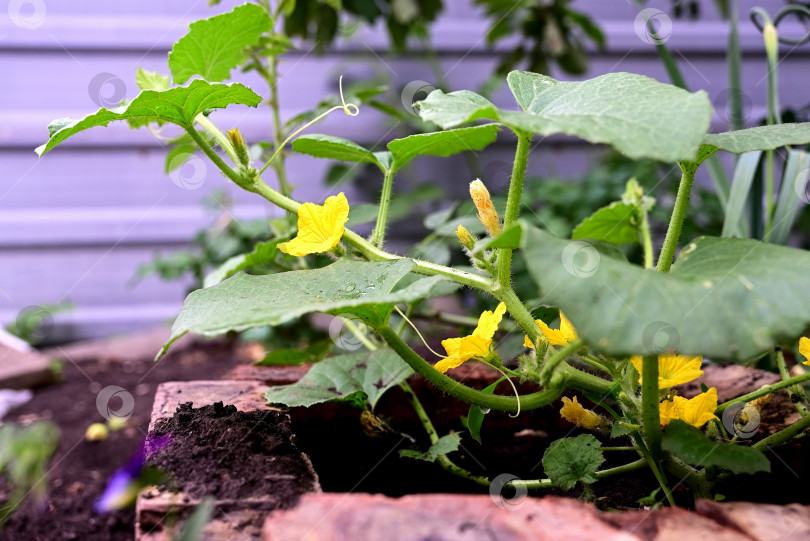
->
[542,434,605,490]
[419,71,712,163]
[37,81,262,156]
[522,225,810,361]
[202,239,283,288]
[346,204,380,227]
[703,123,810,154]
[169,3,273,84]
[467,378,505,443]
[135,68,170,91]
[159,259,456,358]
[400,433,462,462]
[292,134,385,171]
[387,125,500,172]
[662,420,770,475]
[572,202,639,244]
[264,350,413,409]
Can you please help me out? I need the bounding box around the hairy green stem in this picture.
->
[632,432,676,506]
[641,355,663,458]
[400,381,491,487]
[657,162,697,272]
[640,206,654,269]
[753,409,810,450]
[371,167,395,248]
[538,338,584,385]
[495,132,531,286]
[510,459,648,491]
[775,349,809,416]
[194,115,239,165]
[716,371,810,413]
[378,325,562,412]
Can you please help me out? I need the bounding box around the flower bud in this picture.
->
[469,179,501,237]
[455,224,476,250]
[227,127,250,166]
[85,422,109,442]
[763,22,778,65]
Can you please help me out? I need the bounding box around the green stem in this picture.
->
[632,433,676,505]
[400,381,491,487]
[753,409,810,450]
[775,349,809,416]
[640,206,654,269]
[765,149,775,237]
[378,325,562,413]
[657,162,697,272]
[267,56,293,197]
[495,131,531,287]
[509,458,647,491]
[194,114,239,165]
[727,0,744,132]
[641,355,663,458]
[538,338,585,385]
[716,370,810,413]
[371,167,395,248]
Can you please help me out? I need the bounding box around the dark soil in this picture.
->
[0,338,249,541]
[147,402,316,503]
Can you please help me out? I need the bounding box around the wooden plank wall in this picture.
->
[1,0,807,340]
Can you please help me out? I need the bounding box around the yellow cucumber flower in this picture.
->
[799,337,810,366]
[525,311,577,348]
[455,224,475,249]
[659,387,718,428]
[630,353,703,389]
[559,396,604,429]
[469,179,501,237]
[436,302,506,373]
[278,193,349,257]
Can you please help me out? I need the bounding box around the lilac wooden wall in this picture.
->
[1,0,807,341]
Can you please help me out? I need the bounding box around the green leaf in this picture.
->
[159,259,455,358]
[347,204,380,227]
[721,151,761,238]
[542,434,605,490]
[135,67,170,91]
[418,71,711,163]
[572,202,639,244]
[703,123,810,154]
[168,3,273,84]
[399,433,462,462]
[662,420,770,475]
[264,349,413,409]
[292,134,386,171]
[387,125,500,172]
[522,225,810,360]
[467,378,504,443]
[257,341,330,366]
[202,239,282,289]
[37,81,262,156]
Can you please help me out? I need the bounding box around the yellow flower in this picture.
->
[435,303,506,373]
[659,387,718,428]
[525,311,577,348]
[799,337,810,366]
[455,224,475,249]
[469,179,501,237]
[278,193,349,257]
[630,353,703,389]
[559,396,604,429]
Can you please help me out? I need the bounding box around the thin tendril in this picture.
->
[258,75,359,176]
[485,363,522,418]
[394,306,447,359]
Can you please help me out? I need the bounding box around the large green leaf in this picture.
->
[662,420,770,475]
[521,225,810,360]
[387,125,500,172]
[158,258,455,358]
[418,71,711,163]
[703,123,810,154]
[169,3,273,84]
[572,202,639,244]
[292,134,386,170]
[36,81,261,156]
[542,434,605,490]
[264,350,413,409]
